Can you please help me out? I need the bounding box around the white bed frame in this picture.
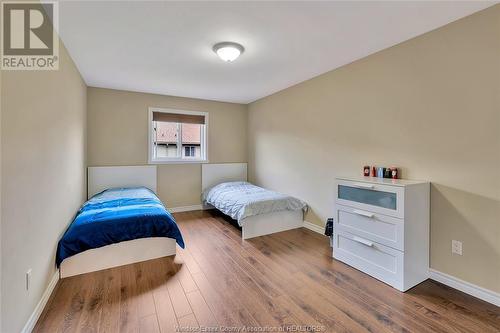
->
[87,165,158,198]
[60,166,176,278]
[201,163,304,240]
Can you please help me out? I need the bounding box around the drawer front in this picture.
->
[335,205,404,251]
[336,180,404,218]
[333,230,404,290]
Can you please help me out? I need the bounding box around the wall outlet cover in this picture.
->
[452,240,463,255]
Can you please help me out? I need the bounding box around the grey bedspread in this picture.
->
[202,181,307,225]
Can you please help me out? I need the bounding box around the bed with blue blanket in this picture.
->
[57,186,184,278]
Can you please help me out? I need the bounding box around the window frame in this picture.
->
[148,107,209,164]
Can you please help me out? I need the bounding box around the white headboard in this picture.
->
[201,163,247,192]
[88,166,157,198]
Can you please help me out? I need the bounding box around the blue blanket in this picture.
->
[56,187,184,267]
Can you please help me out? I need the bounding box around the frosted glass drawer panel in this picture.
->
[335,205,404,251]
[336,180,404,218]
[333,230,404,290]
[338,185,396,209]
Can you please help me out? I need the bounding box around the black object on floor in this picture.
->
[325,218,334,237]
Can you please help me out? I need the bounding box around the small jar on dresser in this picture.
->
[333,176,430,292]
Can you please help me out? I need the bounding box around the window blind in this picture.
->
[152,111,205,125]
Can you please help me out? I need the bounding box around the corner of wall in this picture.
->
[0,60,3,333]
[1,27,88,333]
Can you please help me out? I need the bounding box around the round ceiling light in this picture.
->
[213,42,244,62]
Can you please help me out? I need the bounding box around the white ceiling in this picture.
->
[58,1,495,104]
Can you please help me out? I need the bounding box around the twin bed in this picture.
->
[58,166,182,278]
[201,163,306,239]
[57,163,306,278]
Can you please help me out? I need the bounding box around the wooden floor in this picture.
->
[34,210,500,333]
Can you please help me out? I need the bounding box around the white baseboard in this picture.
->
[169,204,204,213]
[22,270,59,333]
[429,269,500,307]
[302,221,326,235]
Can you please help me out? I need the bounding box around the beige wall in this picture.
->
[248,6,500,293]
[87,87,247,207]
[1,43,87,332]
[0,57,2,331]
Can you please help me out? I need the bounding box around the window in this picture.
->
[149,108,208,163]
[184,146,196,157]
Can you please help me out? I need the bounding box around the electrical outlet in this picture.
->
[26,269,32,291]
[452,240,463,255]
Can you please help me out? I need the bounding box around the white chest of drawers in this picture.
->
[333,177,430,291]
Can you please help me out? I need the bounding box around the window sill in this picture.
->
[148,159,209,165]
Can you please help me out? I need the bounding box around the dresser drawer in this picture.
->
[335,205,404,251]
[336,179,404,218]
[333,230,404,290]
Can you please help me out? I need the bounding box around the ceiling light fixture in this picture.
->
[213,42,244,62]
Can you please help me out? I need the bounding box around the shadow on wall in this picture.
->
[305,209,323,227]
[430,183,500,293]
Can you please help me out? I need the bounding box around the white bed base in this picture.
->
[60,238,176,278]
[201,163,304,239]
[60,165,176,278]
[240,210,303,240]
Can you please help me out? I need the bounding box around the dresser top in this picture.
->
[336,176,429,187]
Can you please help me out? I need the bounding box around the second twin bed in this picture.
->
[201,163,307,239]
